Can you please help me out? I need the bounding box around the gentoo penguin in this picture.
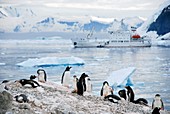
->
[18,79,40,88]
[30,75,37,80]
[125,86,134,102]
[125,86,148,105]
[37,69,47,83]
[118,89,127,100]
[0,80,10,90]
[100,81,113,97]
[85,76,92,93]
[15,94,29,103]
[104,94,121,103]
[77,73,88,95]
[72,75,78,93]
[61,66,72,88]
[152,94,164,110]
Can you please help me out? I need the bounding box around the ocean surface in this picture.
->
[0,32,170,110]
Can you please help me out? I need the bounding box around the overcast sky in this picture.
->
[0,0,166,19]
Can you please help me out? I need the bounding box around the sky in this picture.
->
[0,0,166,19]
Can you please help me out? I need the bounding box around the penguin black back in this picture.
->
[77,73,88,95]
[118,89,127,100]
[19,79,40,88]
[30,75,37,80]
[125,86,135,102]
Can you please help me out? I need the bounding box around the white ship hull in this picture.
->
[72,40,151,48]
[72,30,151,48]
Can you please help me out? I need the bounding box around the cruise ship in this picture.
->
[72,28,151,48]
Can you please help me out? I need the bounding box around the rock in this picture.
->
[0,91,13,114]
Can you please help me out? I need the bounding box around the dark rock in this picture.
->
[0,91,13,114]
[148,5,170,35]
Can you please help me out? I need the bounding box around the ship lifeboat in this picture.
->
[132,34,141,39]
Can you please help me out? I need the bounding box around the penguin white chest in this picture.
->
[153,97,162,108]
[103,85,112,97]
[73,78,77,90]
[63,71,70,87]
[38,71,45,82]
[85,77,92,92]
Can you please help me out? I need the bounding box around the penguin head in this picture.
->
[125,86,132,91]
[73,75,78,81]
[30,75,37,80]
[103,81,109,86]
[154,94,161,100]
[155,94,161,97]
[79,73,88,81]
[37,69,46,75]
[65,66,72,71]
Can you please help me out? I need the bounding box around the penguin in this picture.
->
[61,66,72,88]
[14,94,29,103]
[2,80,10,83]
[152,94,164,110]
[18,79,40,88]
[100,81,113,97]
[72,75,78,93]
[118,89,127,100]
[84,76,92,93]
[30,75,37,80]
[37,69,47,83]
[125,86,134,102]
[104,94,121,103]
[0,80,10,91]
[125,86,148,106]
[77,73,88,95]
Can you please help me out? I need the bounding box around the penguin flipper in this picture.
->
[61,72,64,84]
[44,72,47,82]
[100,88,103,96]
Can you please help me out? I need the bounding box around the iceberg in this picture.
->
[106,67,136,87]
[16,56,85,67]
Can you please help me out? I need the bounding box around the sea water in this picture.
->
[0,32,170,110]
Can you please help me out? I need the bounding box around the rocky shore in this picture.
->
[0,81,169,114]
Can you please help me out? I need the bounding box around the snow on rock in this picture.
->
[138,0,170,35]
[2,81,168,114]
[16,56,85,67]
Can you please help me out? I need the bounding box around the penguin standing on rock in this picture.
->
[72,75,78,93]
[61,66,72,88]
[125,86,148,106]
[77,73,88,95]
[85,76,92,93]
[100,81,113,97]
[152,94,164,110]
[37,69,47,83]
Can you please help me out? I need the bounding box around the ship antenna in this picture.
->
[87,27,95,39]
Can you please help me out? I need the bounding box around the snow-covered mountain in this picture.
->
[0,6,145,33]
[138,0,170,36]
